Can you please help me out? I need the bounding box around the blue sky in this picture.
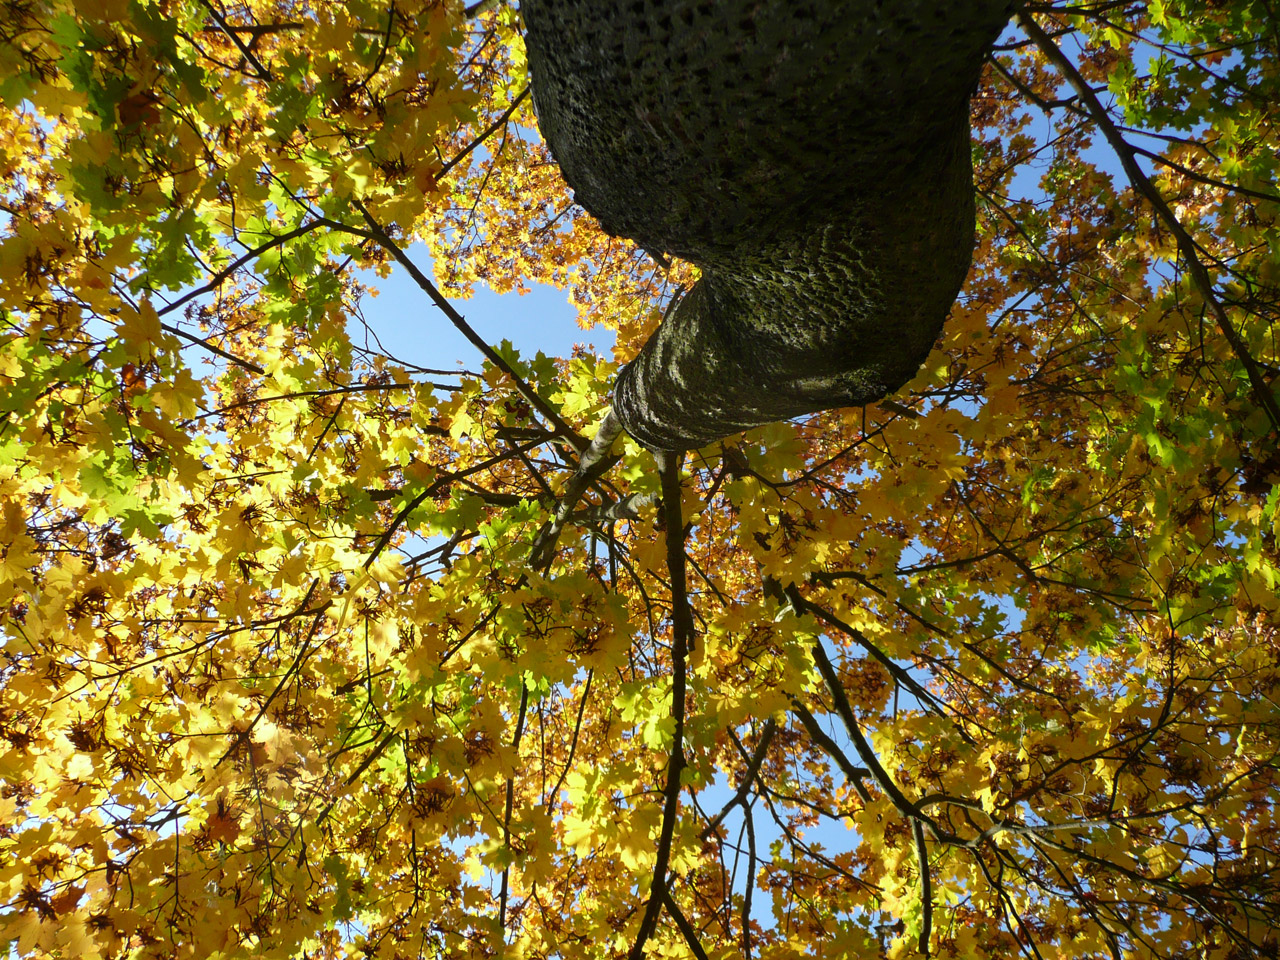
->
[351,244,615,373]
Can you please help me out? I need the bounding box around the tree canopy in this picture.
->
[2,2,1280,959]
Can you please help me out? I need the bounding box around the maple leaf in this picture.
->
[205,810,242,846]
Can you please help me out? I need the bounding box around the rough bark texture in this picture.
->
[522,1,1013,450]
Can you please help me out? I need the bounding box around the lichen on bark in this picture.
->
[523,0,1013,449]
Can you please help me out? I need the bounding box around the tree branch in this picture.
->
[363,438,543,568]
[1019,11,1280,433]
[499,682,530,930]
[191,381,456,423]
[160,321,266,374]
[914,818,934,956]
[628,449,691,960]
[439,87,530,179]
[568,490,658,523]
[661,887,711,960]
[336,206,589,452]
[316,731,396,825]
[783,585,944,717]
[789,701,871,804]
[216,580,322,766]
[529,409,624,569]
[700,720,777,839]
[199,0,274,80]
[157,221,328,319]
[806,640,961,847]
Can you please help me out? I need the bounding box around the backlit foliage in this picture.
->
[2,1,1279,958]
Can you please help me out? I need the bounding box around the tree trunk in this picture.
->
[523,1,1013,450]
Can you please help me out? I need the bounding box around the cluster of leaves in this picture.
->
[1,1,1279,959]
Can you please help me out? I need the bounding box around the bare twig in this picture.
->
[544,670,594,804]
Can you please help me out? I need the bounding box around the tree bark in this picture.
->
[523,1,1013,450]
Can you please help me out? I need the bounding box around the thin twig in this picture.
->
[544,670,594,804]
[160,321,265,374]
[440,87,531,179]
[807,641,956,843]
